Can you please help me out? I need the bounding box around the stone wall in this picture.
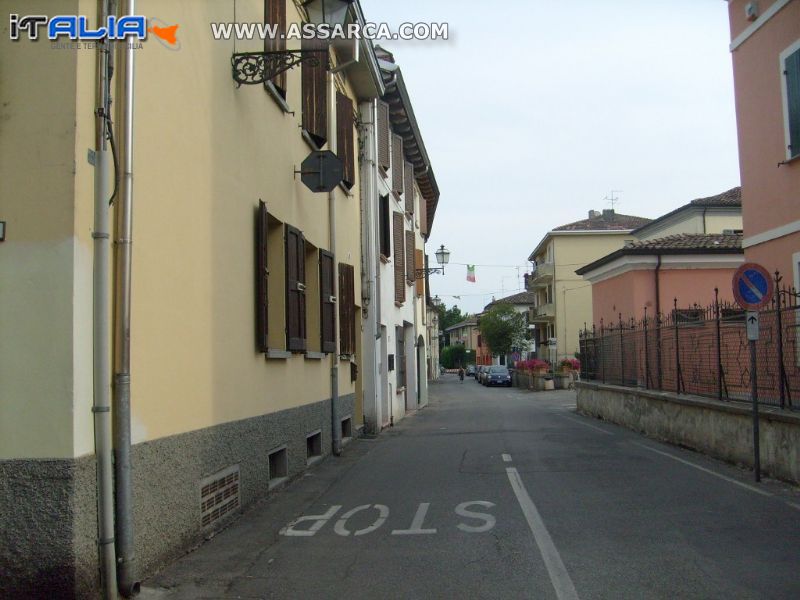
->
[576,382,800,483]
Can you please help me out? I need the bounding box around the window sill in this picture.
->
[268,476,288,491]
[395,301,404,307]
[379,166,388,179]
[266,348,291,360]
[379,255,390,264]
[780,153,800,166]
[338,182,355,196]
[306,455,323,467]
[264,81,291,114]
[305,351,326,360]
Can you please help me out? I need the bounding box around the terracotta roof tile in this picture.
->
[553,211,651,232]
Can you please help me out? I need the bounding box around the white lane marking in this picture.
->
[391,502,437,535]
[333,504,390,536]
[632,442,772,498]
[785,502,800,511]
[561,415,613,435]
[280,505,341,537]
[455,501,497,533]
[506,468,580,600]
[502,453,512,463]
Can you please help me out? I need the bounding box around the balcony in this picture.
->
[529,303,555,321]
[526,262,554,289]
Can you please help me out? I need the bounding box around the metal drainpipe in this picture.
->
[328,71,342,456]
[92,1,117,596]
[113,0,139,594]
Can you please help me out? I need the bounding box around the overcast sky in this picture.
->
[366,0,740,315]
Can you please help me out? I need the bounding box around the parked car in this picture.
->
[485,365,512,387]
[466,365,476,377]
[476,366,487,384]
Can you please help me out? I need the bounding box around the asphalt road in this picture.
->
[142,375,800,599]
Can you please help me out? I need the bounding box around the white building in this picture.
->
[359,48,440,433]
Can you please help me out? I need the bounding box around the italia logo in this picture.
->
[9,14,148,40]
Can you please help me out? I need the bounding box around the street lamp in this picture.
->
[231,0,354,86]
[416,244,451,279]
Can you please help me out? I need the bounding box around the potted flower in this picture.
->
[556,358,580,389]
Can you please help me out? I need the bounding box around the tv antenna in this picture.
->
[604,190,623,210]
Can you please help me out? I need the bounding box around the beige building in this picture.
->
[630,187,742,241]
[526,210,651,362]
[0,1,386,597]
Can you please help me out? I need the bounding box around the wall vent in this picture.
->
[200,465,240,528]
[341,416,353,440]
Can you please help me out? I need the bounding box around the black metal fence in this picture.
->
[579,283,800,410]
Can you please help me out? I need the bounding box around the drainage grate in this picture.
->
[200,465,240,528]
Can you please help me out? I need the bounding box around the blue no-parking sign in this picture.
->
[732,263,773,311]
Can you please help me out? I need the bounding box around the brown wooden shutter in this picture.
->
[255,200,269,352]
[338,263,355,355]
[301,38,328,147]
[404,161,414,215]
[319,249,336,353]
[336,92,355,189]
[419,196,428,237]
[393,212,405,304]
[415,249,424,297]
[377,101,390,170]
[264,0,286,94]
[391,134,404,195]
[405,230,415,285]
[285,225,306,352]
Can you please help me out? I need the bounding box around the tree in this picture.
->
[478,304,528,358]
[436,303,465,332]
[440,345,465,369]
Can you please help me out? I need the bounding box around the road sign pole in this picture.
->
[734,263,773,484]
[750,338,761,482]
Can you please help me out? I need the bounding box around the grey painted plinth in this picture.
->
[0,394,355,599]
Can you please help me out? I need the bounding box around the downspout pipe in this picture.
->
[113,0,139,595]
[92,0,117,596]
[328,71,342,456]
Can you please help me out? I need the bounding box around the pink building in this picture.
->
[577,234,744,326]
[727,0,800,285]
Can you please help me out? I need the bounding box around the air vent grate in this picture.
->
[200,465,240,528]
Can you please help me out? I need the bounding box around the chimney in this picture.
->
[602,209,615,220]
[588,210,601,219]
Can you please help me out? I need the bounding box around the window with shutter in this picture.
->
[336,92,355,189]
[784,45,800,159]
[404,161,415,215]
[415,249,424,297]
[379,194,391,258]
[377,101,390,171]
[393,212,405,304]
[338,263,355,355]
[285,225,306,352]
[391,134,404,195]
[319,249,336,353]
[396,326,406,389]
[301,38,328,148]
[264,0,286,96]
[419,195,428,236]
[405,230,415,285]
[255,201,269,352]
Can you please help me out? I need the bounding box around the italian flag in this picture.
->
[466,265,476,282]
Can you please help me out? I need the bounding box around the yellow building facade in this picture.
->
[0,1,384,596]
